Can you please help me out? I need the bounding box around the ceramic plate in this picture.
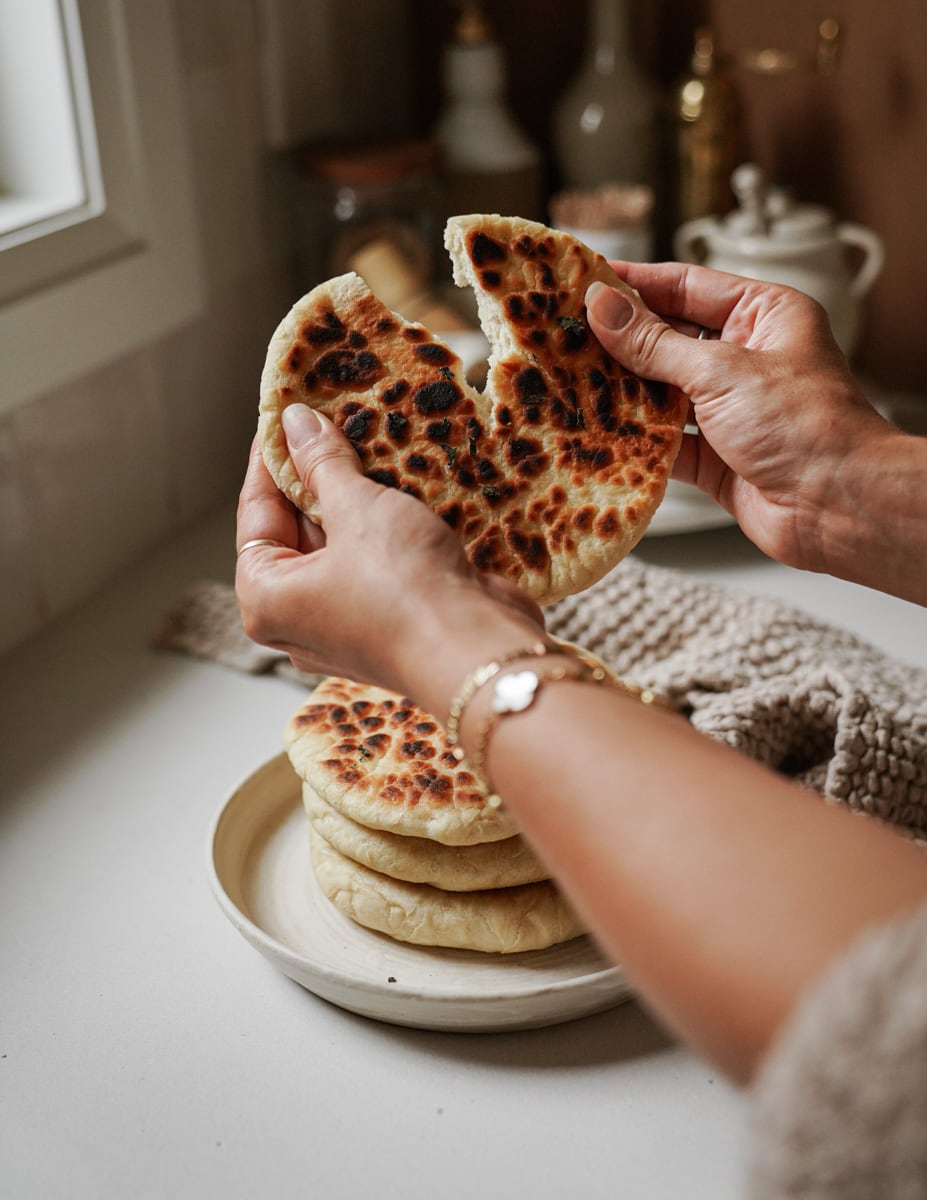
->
[207,754,631,1032]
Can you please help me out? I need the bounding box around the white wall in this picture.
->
[0,0,414,656]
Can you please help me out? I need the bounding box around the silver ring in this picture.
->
[698,326,720,341]
[237,537,289,557]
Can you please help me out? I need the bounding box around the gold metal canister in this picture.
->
[669,27,744,225]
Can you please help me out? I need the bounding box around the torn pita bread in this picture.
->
[259,213,686,605]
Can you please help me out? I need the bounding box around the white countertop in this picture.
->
[2,500,925,1200]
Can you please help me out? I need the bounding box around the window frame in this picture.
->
[0,0,203,413]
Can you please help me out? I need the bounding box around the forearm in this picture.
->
[240,392,927,1083]
[813,423,927,605]
[402,616,927,1084]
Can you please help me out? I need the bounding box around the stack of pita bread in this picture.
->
[284,676,584,954]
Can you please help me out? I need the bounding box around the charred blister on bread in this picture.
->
[285,678,515,845]
[259,216,688,604]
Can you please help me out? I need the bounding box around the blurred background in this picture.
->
[1,0,924,656]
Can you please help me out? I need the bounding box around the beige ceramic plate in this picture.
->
[207,753,631,1032]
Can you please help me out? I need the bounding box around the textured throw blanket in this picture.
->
[153,558,927,837]
[548,558,927,837]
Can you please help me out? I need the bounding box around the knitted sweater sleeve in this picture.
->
[747,899,927,1198]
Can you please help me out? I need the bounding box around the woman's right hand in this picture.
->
[586,263,897,579]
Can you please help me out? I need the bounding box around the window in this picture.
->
[0,0,93,250]
[0,0,203,412]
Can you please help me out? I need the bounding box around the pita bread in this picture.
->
[302,782,549,891]
[285,677,518,846]
[259,213,686,605]
[310,827,583,953]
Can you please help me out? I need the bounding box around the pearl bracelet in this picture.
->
[444,638,554,755]
[445,636,677,806]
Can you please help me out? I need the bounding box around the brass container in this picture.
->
[669,27,744,226]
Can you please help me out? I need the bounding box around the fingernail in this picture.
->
[585,282,632,331]
[282,403,322,447]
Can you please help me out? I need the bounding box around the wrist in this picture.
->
[451,643,679,803]
[810,420,927,602]
[386,578,547,724]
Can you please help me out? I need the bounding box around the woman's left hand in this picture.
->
[235,404,544,702]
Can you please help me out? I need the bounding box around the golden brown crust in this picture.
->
[310,827,583,953]
[285,677,518,846]
[302,783,549,891]
[260,215,686,604]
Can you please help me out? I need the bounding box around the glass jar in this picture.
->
[296,138,443,288]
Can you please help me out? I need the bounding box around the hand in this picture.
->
[235,405,544,703]
[585,263,893,575]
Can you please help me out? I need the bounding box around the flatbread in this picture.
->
[310,827,583,953]
[302,782,549,891]
[259,213,686,605]
[285,677,518,846]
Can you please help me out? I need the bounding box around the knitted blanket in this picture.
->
[547,559,927,837]
[153,558,927,838]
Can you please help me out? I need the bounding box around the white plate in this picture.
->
[207,754,631,1032]
[645,480,736,537]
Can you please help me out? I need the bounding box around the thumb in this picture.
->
[585,281,706,393]
[281,403,371,519]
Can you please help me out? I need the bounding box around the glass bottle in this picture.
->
[552,0,659,190]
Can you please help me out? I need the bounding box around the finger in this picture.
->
[670,429,730,508]
[236,436,300,554]
[668,317,705,340]
[585,281,719,395]
[482,574,546,631]
[281,404,383,530]
[607,261,766,333]
[297,510,327,554]
[670,430,700,488]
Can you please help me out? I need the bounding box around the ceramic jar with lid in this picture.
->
[674,163,884,358]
